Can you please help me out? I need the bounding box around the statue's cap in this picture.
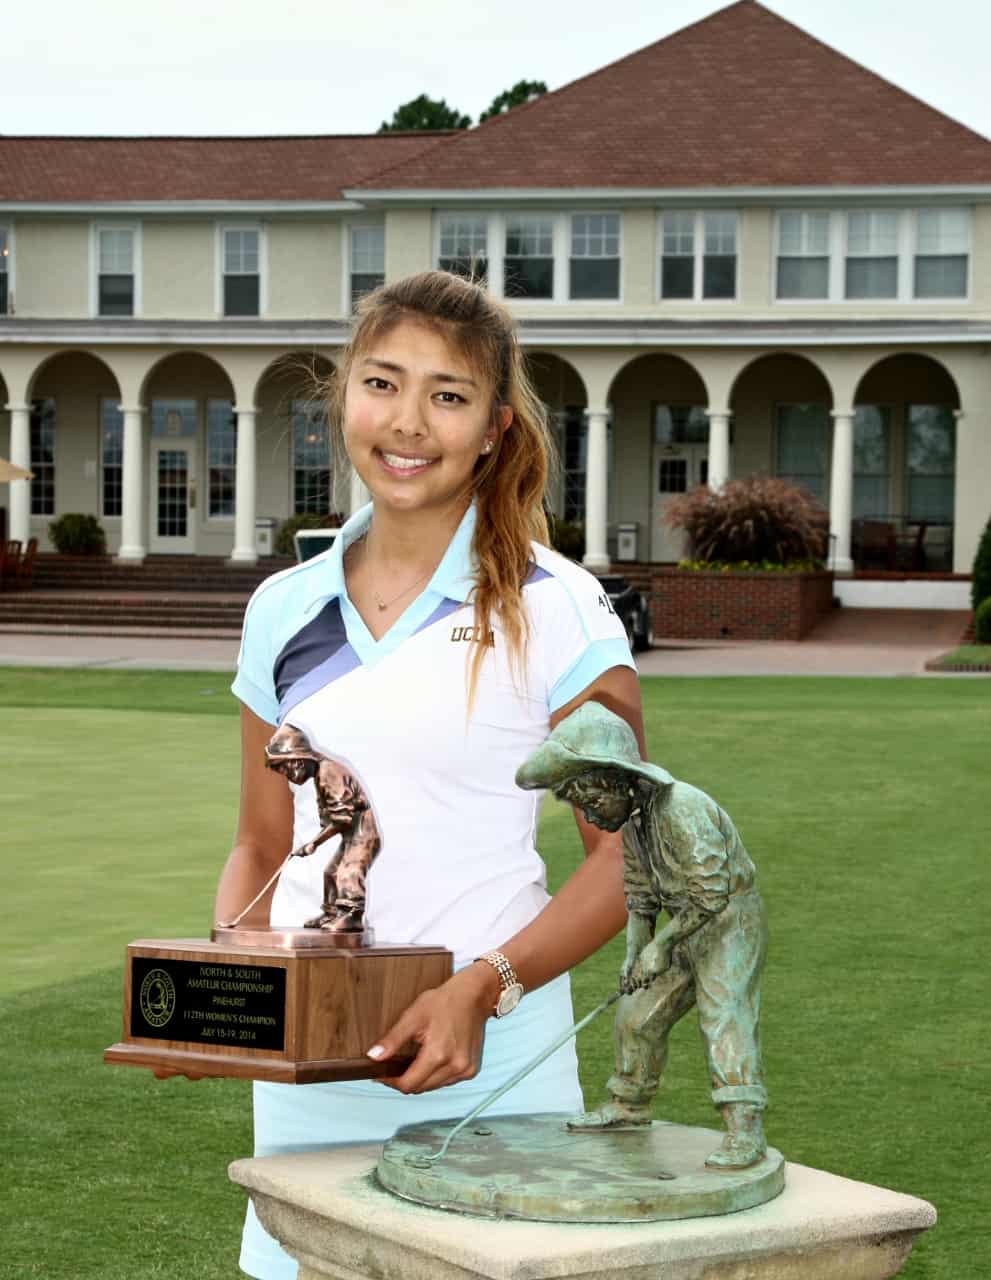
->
[515,702,674,792]
[264,723,321,764]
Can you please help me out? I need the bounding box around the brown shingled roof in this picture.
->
[352,0,991,191]
[0,133,452,203]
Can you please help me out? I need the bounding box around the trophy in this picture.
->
[105,726,452,1083]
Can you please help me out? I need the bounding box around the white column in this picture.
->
[116,405,146,563]
[829,409,855,573]
[6,403,31,544]
[231,404,258,564]
[349,466,370,515]
[582,408,610,573]
[707,409,731,490]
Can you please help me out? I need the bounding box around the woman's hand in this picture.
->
[366,962,499,1094]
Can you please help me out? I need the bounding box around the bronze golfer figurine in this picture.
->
[516,702,768,1171]
[264,724,382,933]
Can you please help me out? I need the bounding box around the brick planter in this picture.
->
[650,567,834,641]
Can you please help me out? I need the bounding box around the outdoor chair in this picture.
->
[16,536,38,587]
[0,539,22,588]
[852,520,896,571]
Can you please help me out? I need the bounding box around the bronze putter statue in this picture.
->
[516,702,768,1171]
[265,724,382,932]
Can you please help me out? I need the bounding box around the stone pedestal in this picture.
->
[230,1142,935,1280]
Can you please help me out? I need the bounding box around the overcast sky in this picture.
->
[4,0,990,143]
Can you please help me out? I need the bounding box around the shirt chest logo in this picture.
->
[450,625,495,647]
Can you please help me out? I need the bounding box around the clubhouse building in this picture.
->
[1,0,989,605]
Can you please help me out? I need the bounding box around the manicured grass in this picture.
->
[932,644,991,668]
[1,671,988,1277]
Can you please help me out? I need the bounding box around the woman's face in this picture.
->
[342,318,507,519]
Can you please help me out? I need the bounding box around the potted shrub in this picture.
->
[48,513,107,556]
[652,477,833,641]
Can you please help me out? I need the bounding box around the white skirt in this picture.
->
[238,972,583,1280]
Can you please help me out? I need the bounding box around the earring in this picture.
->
[482,440,494,454]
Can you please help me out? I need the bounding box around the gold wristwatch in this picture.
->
[476,950,524,1018]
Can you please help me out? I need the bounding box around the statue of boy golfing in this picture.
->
[516,702,768,1170]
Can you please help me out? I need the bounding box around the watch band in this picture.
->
[476,950,524,1017]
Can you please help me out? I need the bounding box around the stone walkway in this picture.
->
[0,608,975,677]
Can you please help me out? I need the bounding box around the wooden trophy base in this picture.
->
[104,930,452,1083]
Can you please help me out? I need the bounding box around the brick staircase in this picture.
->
[0,554,295,637]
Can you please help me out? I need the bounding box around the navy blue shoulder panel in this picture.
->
[273,598,360,719]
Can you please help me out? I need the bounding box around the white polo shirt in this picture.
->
[232,502,635,967]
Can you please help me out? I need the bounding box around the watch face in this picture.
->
[496,982,524,1017]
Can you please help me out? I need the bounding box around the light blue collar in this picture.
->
[301,500,477,615]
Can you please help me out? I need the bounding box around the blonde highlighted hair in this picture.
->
[327,270,555,699]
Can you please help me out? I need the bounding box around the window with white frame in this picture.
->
[292,399,332,514]
[845,213,898,300]
[0,226,9,315]
[207,399,237,517]
[907,405,955,522]
[570,213,620,300]
[660,212,737,300]
[776,212,830,299]
[438,215,487,281]
[853,405,891,517]
[98,228,135,316]
[350,225,385,311]
[775,403,830,500]
[505,215,554,299]
[101,399,124,516]
[914,210,969,298]
[223,228,260,316]
[30,399,56,516]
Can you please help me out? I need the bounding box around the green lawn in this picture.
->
[1,669,988,1278]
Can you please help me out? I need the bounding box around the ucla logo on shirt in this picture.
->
[451,625,495,646]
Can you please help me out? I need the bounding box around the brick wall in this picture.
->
[648,568,834,641]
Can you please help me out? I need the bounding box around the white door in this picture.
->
[650,443,708,562]
[149,441,196,553]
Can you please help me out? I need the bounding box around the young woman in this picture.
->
[216,270,645,1279]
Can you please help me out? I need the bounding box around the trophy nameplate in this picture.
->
[104,931,453,1083]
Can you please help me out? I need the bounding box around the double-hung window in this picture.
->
[101,399,124,517]
[350,225,385,310]
[853,406,891,517]
[907,405,955,522]
[292,399,332,514]
[570,214,620,300]
[504,216,554,299]
[97,228,135,316]
[914,210,969,298]
[660,212,737,300]
[438,216,487,281]
[776,212,830,299]
[223,228,260,316]
[0,227,9,315]
[845,213,898,300]
[30,399,56,516]
[775,404,829,500]
[207,400,237,517]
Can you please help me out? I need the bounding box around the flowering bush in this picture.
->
[664,476,828,566]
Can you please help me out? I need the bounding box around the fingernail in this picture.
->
[366,1044,385,1060]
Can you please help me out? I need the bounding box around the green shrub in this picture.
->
[547,516,585,561]
[664,476,828,565]
[676,558,825,573]
[970,518,991,611]
[274,512,344,557]
[48,513,107,555]
[974,597,991,644]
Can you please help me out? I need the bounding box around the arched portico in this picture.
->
[849,353,962,573]
[608,353,709,564]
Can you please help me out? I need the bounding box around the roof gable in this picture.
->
[352,1,991,191]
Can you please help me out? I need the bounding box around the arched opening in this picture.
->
[851,353,960,571]
[0,370,11,542]
[729,351,834,500]
[138,352,236,555]
[608,353,709,563]
[526,353,588,526]
[255,353,341,529]
[24,352,123,553]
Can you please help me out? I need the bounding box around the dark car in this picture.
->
[596,574,652,652]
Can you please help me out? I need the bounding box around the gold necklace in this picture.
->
[350,531,435,612]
